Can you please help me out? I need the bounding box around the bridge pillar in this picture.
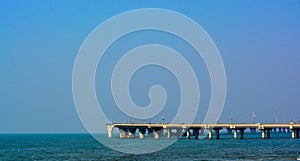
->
[176,128,181,139]
[233,128,245,139]
[208,129,213,140]
[239,129,245,139]
[138,128,146,139]
[296,129,300,138]
[154,131,160,139]
[128,132,134,138]
[119,129,127,139]
[194,129,199,139]
[186,129,190,139]
[291,129,299,139]
[139,132,145,139]
[167,129,171,139]
[127,128,136,138]
[266,129,271,139]
[147,128,154,137]
[107,125,114,138]
[234,129,238,139]
[214,129,220,139]
[261,130,265,139]
[152,128,163,139]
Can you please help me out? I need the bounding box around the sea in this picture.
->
[1,133,300,160]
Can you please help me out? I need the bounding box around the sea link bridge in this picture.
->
[106,123,300,140]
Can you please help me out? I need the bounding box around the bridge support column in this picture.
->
[266,129,271,139]
[296,129,300,138]
[152,128,162,139]
[167,129,171,139]
[138,128,146,139]
[147,128,153,137]
[127,128,136,138]
[154,131,160,139]
[139,132,145,139]
[119,129,127,139]
[186,129,190,139]
[214,129,220,139]
[261,130,265,139]
[128,132,134,138]
[176,128,181,139]
[234,129,238,139]
[208,129,213,140]
[194,129,199,139]
[239,129,245,139]
[107,125,114,138]
[292,129,295,139]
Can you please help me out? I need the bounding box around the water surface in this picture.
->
[0,133,300,160]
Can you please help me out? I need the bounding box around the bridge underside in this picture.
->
[106,123,300,140]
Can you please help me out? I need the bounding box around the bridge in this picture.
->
[106,122,300,139]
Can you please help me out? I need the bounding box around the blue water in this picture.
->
[1,133,300,160]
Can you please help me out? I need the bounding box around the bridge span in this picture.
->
[106,123,300,139]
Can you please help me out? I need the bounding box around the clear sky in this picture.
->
[1,0,300,133]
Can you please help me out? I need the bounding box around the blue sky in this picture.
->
[1,1,300,133]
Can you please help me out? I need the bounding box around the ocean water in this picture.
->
[1,133,300,160]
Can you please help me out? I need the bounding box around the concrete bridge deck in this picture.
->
[106,123,300,139]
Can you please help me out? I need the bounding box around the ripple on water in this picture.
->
[0,134,300,160]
